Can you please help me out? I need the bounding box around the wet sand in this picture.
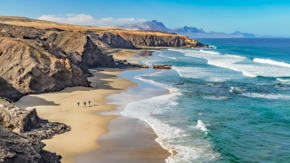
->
[76,117,170,163]
[15,67,170,163]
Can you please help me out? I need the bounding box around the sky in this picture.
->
[0,0,290,36]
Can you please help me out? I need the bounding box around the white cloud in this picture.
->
[37,14,146,25]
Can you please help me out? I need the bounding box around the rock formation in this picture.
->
[0,77,23,101]
[0,125,61,163]
[0,105,70,140]
[0,37,89,94]
[153,65,172,69]
[46,31,117,74]
[116,31,206,48]
[0,102,70,162]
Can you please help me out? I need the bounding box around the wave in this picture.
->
[277,78,290,82]
[123,71,219,162]
[121,93,219,163]
[253,58,290,68]
[172,66,245,82]
[200,49,219,54]
[169,49,290,78]
[134,72,179,93]
[203,96,228,100]
[159,53,177,60]
[241,93,290,100]
[230,87,246,94]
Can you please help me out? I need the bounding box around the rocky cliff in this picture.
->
[116,31,206,48]
[0,17,207,95]
[46,31,117,74]
[0,37,89,94]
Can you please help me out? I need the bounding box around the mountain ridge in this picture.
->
[117,20,267,38]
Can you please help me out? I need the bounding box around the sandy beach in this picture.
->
[15,50,169,163]
[16,69,137,162]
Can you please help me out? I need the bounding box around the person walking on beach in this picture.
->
[88,101,91,106]
[84,101,86,107]
[77,102,80,107]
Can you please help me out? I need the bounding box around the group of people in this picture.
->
[77,101,92,107]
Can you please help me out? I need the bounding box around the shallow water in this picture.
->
[121,38,290,163]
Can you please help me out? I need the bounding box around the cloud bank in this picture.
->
[37,14,146,25]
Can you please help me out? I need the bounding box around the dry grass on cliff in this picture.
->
[0,16,187,37]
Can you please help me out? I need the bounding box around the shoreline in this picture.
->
[14,49,170,163]
[15,69,139,162]
[76,68,172,163]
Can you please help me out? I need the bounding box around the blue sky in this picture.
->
[1,0,290,36]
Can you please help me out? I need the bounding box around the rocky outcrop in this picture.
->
[117,32,207,48]
[0,125,61,163]
[0,105,70,140]
[0,103,69,162]
[87,31,136,49]
[0,77,23,101]
[0,37,89,94]
[47,31,117,74]
[153,65,172,69]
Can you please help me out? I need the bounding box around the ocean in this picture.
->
[120,38,290,163]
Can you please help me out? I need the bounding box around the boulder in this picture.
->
[153,64,172,69]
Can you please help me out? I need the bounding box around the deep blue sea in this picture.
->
[121,38,290,163]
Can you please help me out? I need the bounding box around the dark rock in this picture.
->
[175,83,184,85]
[153,65,172,69]
[0,125,61,163]
[0,106,70,140]
[0,77,23,102]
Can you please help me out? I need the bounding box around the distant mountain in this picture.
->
[173,26,206,34]
[118,20,265,38]
[117,20,172,32]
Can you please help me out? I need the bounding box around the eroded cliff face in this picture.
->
[46,31,117,74]
[0,37,89,94]
[0,18,207,95]
[116,32,207,48]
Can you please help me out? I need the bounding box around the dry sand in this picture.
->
[15,69,138,163]
[107,49,152,65]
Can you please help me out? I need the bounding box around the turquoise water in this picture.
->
[121,38,290,163]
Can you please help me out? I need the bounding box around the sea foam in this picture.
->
[241,93,290,100]
[169,49,290,78]
[121,93,219,163]
[253,58,290,68]
[122,72,219,163]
